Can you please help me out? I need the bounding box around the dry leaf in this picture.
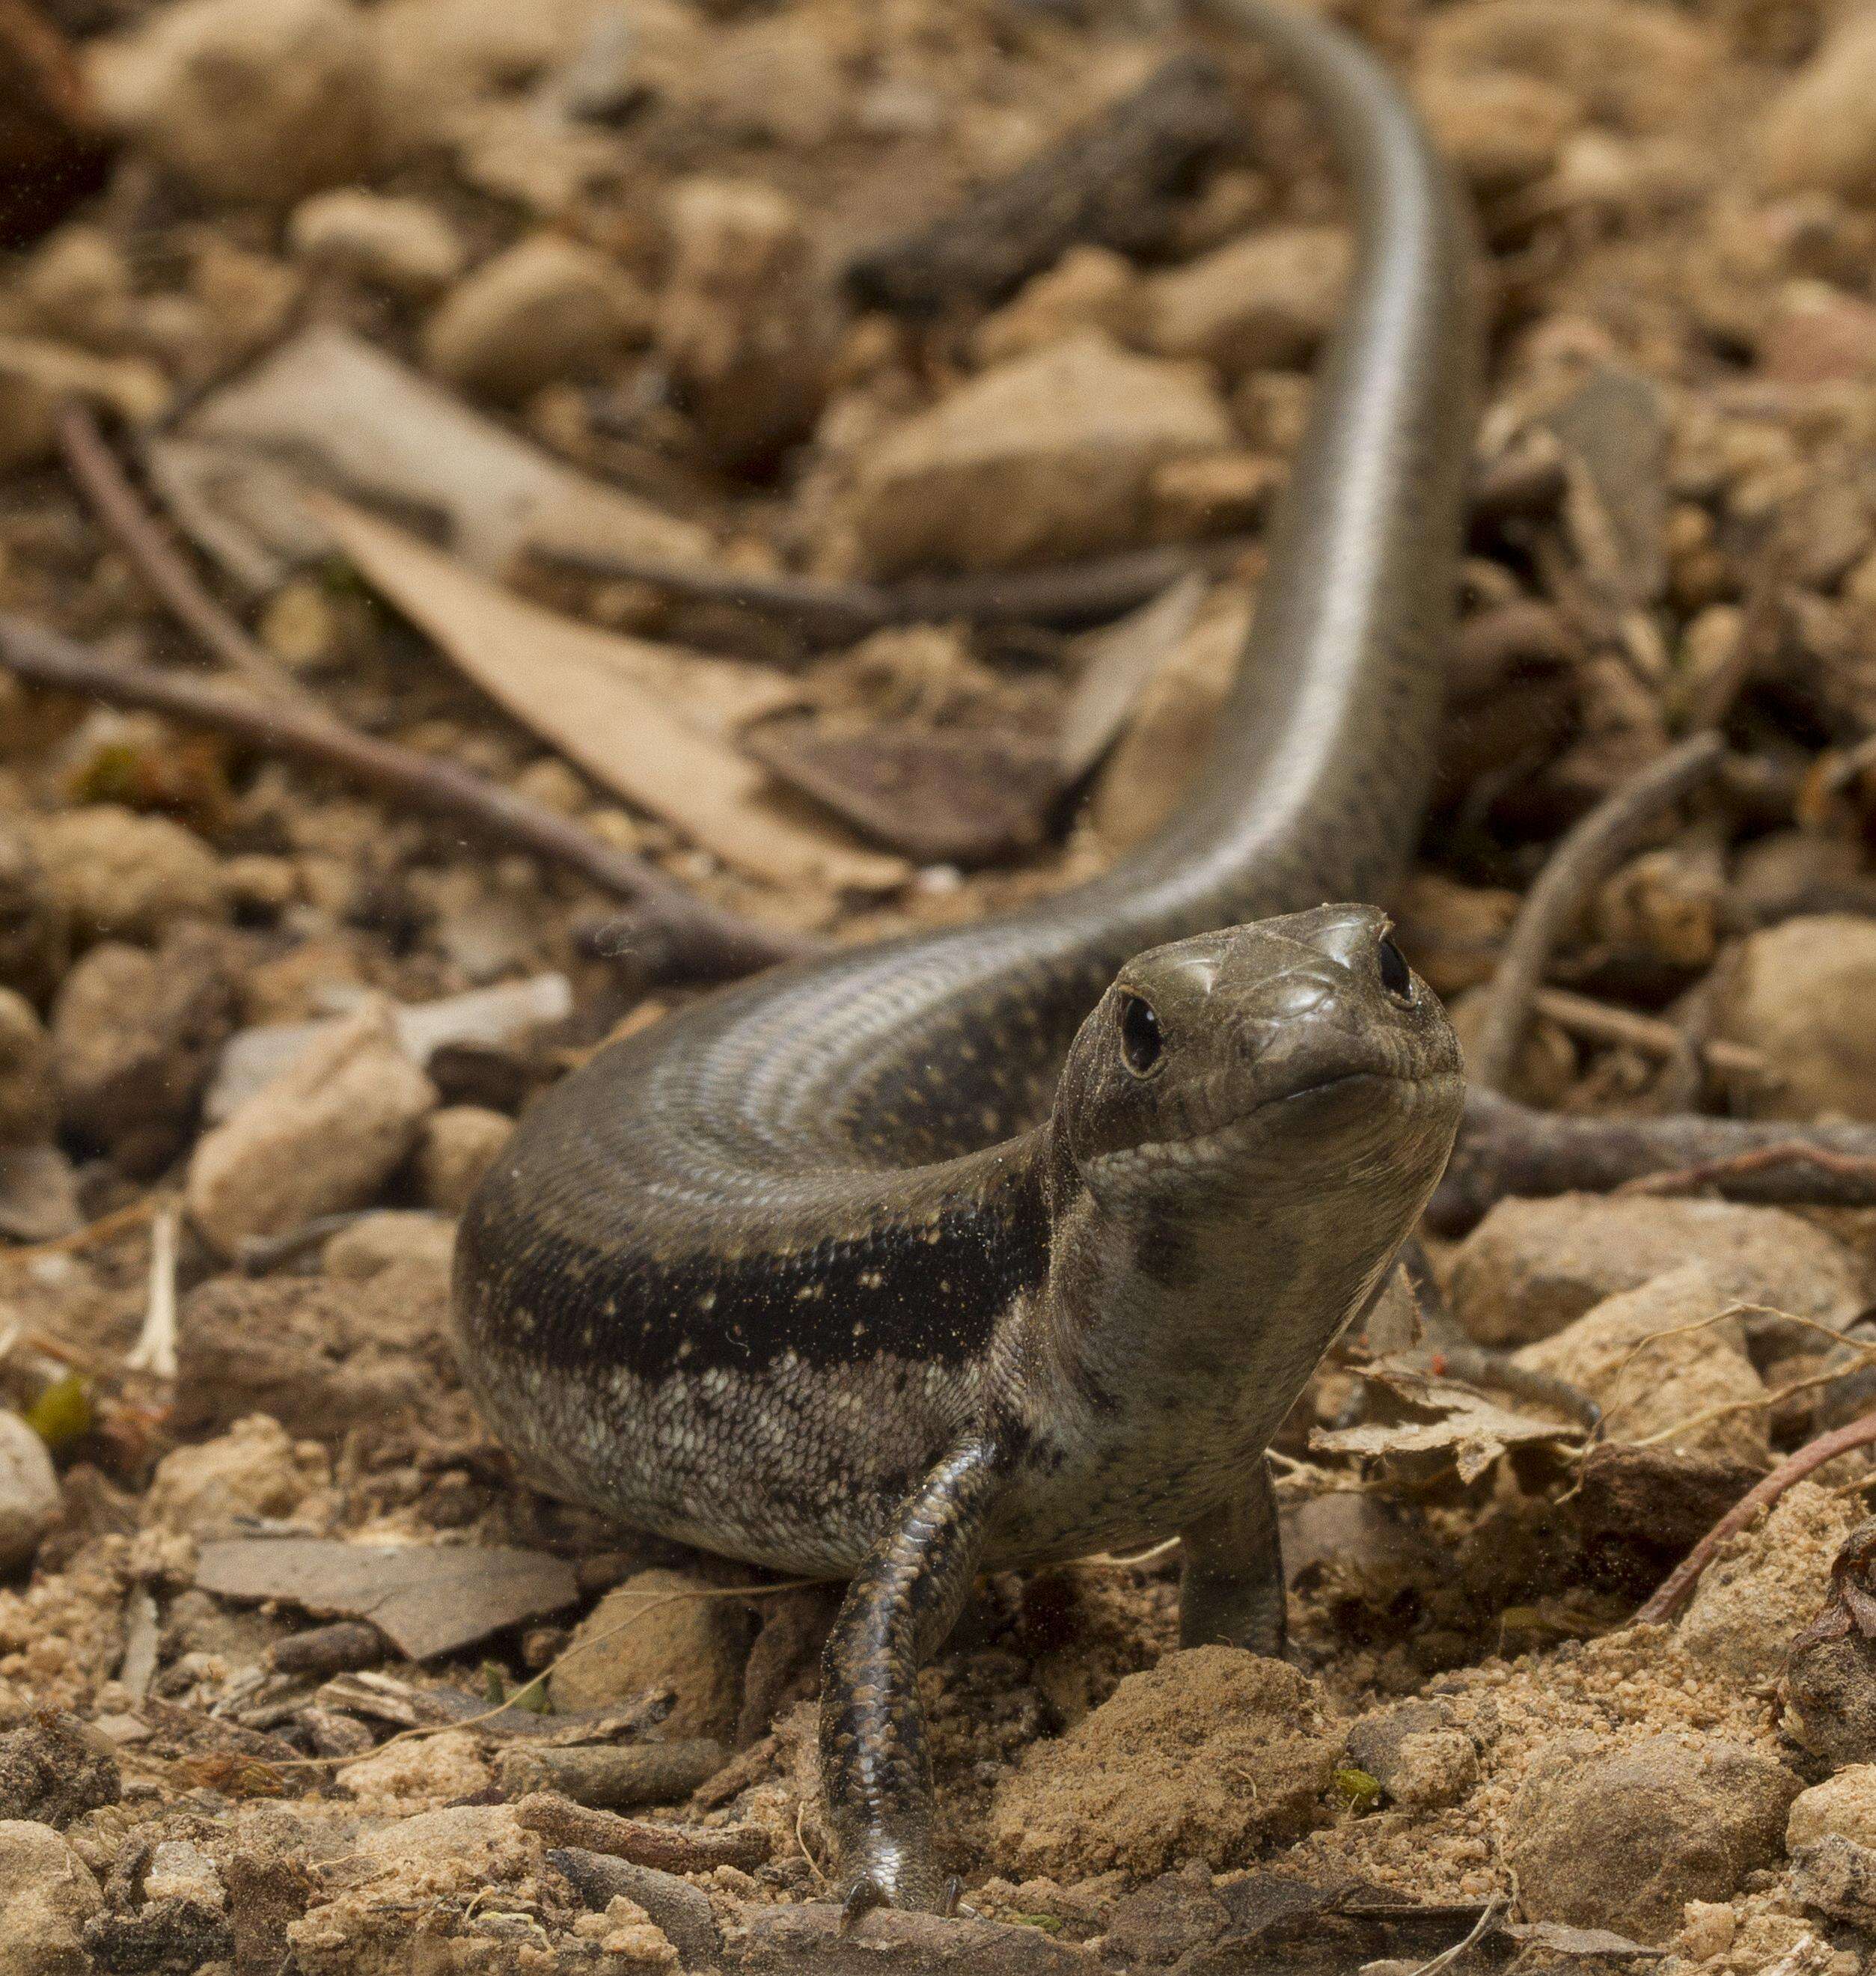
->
[195,1538,579,1662]
[1311,1364,1583,1484]
[317,498,905,894]
[177,325,706,576]
[1056,572,1207,783]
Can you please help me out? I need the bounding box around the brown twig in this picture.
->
[55,401,311,703]
[1634,1411,1876,1627]
[537,537,1253,647]
[1432,1087,1876,1234]
[0,615,808,984]
[1615,1142,1876,1199]
[514,1791,769,1874]
[1467,732,1729,1092]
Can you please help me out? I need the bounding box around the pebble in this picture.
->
[1506,1733,1799,1945]
[851,331,1234,574]
[0,1413,58,1579]
[1143,225,1350,376]
[186,1000,438,1255]
[0,821,66,1005]
[547,1567,751,1741]
[424,233,650,403]
[971,246,1146,367]
[0,1819,103,1976]
[1681,1481,1863,1683]
[88,0,377,204]
[657,177,835,468]
[1342,1698,1478,1811]
[1756,12,1876,199]
[989,1648,1337,1879]
[144,1416,330,1537]
[30,806,226,946]
[287,189,466,297]
[1512,1263,1769,1465]
[1446,1193,1861,1350]
[0,1713,119,1829]
[1708,914,1876,1120]
[1414,69,1578,192]
[0,991,52,1148]
[1789,1767,1876,1851]
[49,929,239,1174]
[418,1105,512,1213]
[321,1208,456,1283]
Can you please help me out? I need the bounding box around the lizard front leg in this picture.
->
[1178,1454,1287,1657]
[821,1436,1006,1920]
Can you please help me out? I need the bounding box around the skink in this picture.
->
[457,0,1478,1916]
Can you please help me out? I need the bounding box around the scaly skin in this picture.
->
[456,0,1478,1915]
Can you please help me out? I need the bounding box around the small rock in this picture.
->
[1342,1699,1479,1812]
[572,1894,677,1969]
[1760,287,1876,387]
[851,332,1234,574]
[1506,1734,1800,1945]
[418,1106,512,1214]
[171,1267,444,1440]
[30,806,226,946]
[1447,1193,1861,1349]
[1512,1264,1769,1466]
[186,1000,438,1254]
[0,992,52,1148]
[0,821,67,1004]
[0,1413,58,1578]
[1790,1767,1876,1851]
[88,0,376,204]
[971,246,1146,367]
[0,1713,118,1829]
[989,1648,1336,1879]
[1143,226,1350,376]
[321,1209,455,1283]
[1787,1586,1876,1771]
[1708,915,1876,1120]
[145,1416,330,1537]
[1148,451,1280,538]
[1788,1832,1876,1927]
[1414,69,1578,192]
[1756,13,1876,200]
[142,1838,223,1910]
[1681,1481,1863,1682]
[424,233,650,403]
[0,1817,103,1976]
[1419,0,1719,137]
[49,929,240,1173]
[288,189,466,297]
[546,1851,719,1968]
[18,228,133,350]
[657,178,836,468]
[337,1729,493,1809]
[548,1569,751,1741]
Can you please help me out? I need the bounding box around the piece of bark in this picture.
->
[320,498,904,894]
[847,53,1241,316]
[743,721,1062,866]
[546,1849,723,1965]
[194,1538,578,1662]
[497,1739,727,1809]
[513,1790,769,1873]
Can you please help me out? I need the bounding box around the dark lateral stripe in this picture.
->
[460,1181,1052,1382]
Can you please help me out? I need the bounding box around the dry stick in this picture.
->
[1431,1086,1876,1233]
[1634,1410,1876,1627]
[538,537,1255,646]
[55,401,312,705]
[0,616,809,984]
[1467,731,1729,1092]
[1531,986,1765,1082]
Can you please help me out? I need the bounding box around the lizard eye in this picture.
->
[1377,935,1414,1003]
[1117,993,1164,1077]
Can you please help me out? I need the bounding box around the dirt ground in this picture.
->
[7,0,1876,1970]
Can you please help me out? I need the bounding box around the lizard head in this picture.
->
[1047,905,1464,1384]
